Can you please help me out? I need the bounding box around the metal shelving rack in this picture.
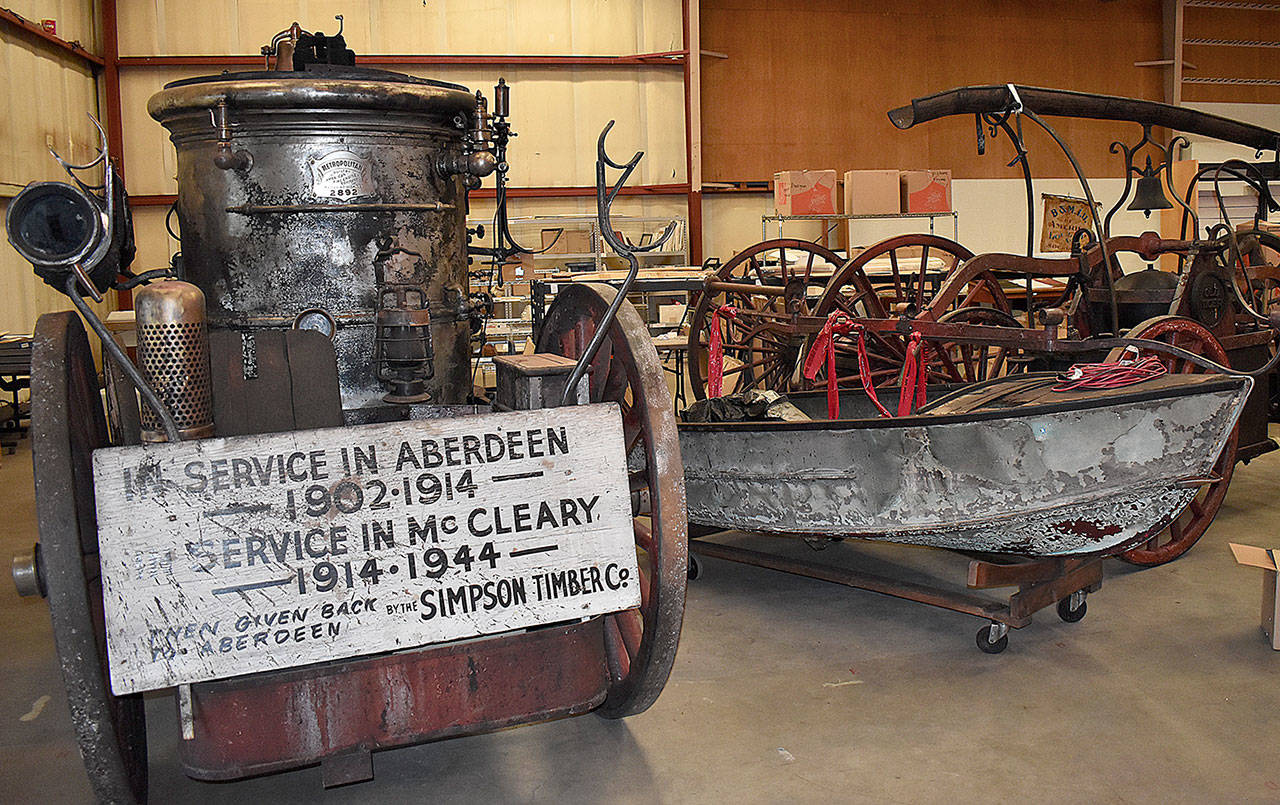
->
[1142,0,1280,104]
[467,214,688,386]
[761,211,959,245]
[499,214,689,273]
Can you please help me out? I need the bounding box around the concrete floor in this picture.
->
[4,430,1280,804]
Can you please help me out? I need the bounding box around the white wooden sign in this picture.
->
[92,403,640,694]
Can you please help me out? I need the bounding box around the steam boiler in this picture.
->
[148,57,483,418]
[7,20,686,802]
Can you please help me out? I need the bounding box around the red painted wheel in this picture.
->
[687,239,854,399]
[29,312,148,802]
[926,306,1031,384]
[537,283,687,717]
[815,234,999,318]
[1112,316,1237,566]
[809,235,1010,391]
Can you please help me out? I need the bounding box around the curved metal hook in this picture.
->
[561,121,676,402]
[51,114,108,175]
[1164,135,1197,239]
[1019,108,1120,334]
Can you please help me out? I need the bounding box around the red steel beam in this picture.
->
[100,0,131,309]
[682,0,702,263]
[488,183,689,199]
[100,0,123,170]
[0,7,104,68]
[116,51,687,68]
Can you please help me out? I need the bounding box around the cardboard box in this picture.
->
[774,170,838,215]
[501,258,527,284]
[900,169,952,213]
[658,303,687,325]
[1230,542,1280,649]
[540,228,593,255]
[506,281,532,298]
[843,170,901,215]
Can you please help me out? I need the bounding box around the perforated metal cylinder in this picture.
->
[136,280,214,442]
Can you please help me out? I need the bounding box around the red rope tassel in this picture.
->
[708,304,738,398]
[897,332,928,416]
[803,312,891,420]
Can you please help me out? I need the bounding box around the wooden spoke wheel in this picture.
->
[807,235,1011,392]
[30,312,148,802]
[1239,262,1280,317]
[687,239,849,400]
[1237,229,1280,318]
[1112,315,1237,566]
[925,306,1032,385]
[815,234,1003,319]
[1237,229,1280,416]
[536,283,688,717]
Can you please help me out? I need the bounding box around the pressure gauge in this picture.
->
[292,307,337,339]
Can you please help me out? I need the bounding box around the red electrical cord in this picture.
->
[1052,348,1168,391]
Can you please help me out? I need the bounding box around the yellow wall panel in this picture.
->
[1,34,100,191]
[397,66,685,186]
[468,194,687,225]
[119,64,685,195]
[6,0,100,52]
[118,66,206,195]
[1,1,113,337]
[130,204,179,271]
[110,0,688,304]
[116,0,682,56]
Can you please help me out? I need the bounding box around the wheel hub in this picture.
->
[11,543,45,598]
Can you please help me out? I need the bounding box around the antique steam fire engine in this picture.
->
[7,21,685,802]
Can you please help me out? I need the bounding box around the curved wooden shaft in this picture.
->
[922,232,1201,319]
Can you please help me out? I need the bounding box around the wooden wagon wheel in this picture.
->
[814,234,1007,318]
[1111,315,1238,566]
[28,312,148,802]
[807,235,1011,392]
[536,283,688,717]
[687,239,855,400]
[1237,230,1280,416]
[925,306,1032,384]
[1237,229,1280,319]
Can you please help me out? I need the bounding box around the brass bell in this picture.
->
[1127,157,1173,217]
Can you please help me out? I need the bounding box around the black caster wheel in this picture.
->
[1057,592,1087,623]
[687,553,703,581]
[976,623,1009,654]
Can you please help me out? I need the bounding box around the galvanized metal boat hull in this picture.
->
[679,374,1251,556]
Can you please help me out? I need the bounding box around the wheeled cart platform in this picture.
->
[688,530,1101,654]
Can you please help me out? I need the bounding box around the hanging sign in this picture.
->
[1040,193,1102,253]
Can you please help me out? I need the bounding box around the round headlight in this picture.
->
[5,182,103,267]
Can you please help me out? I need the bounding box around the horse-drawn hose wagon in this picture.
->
[681,85,1280,649]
